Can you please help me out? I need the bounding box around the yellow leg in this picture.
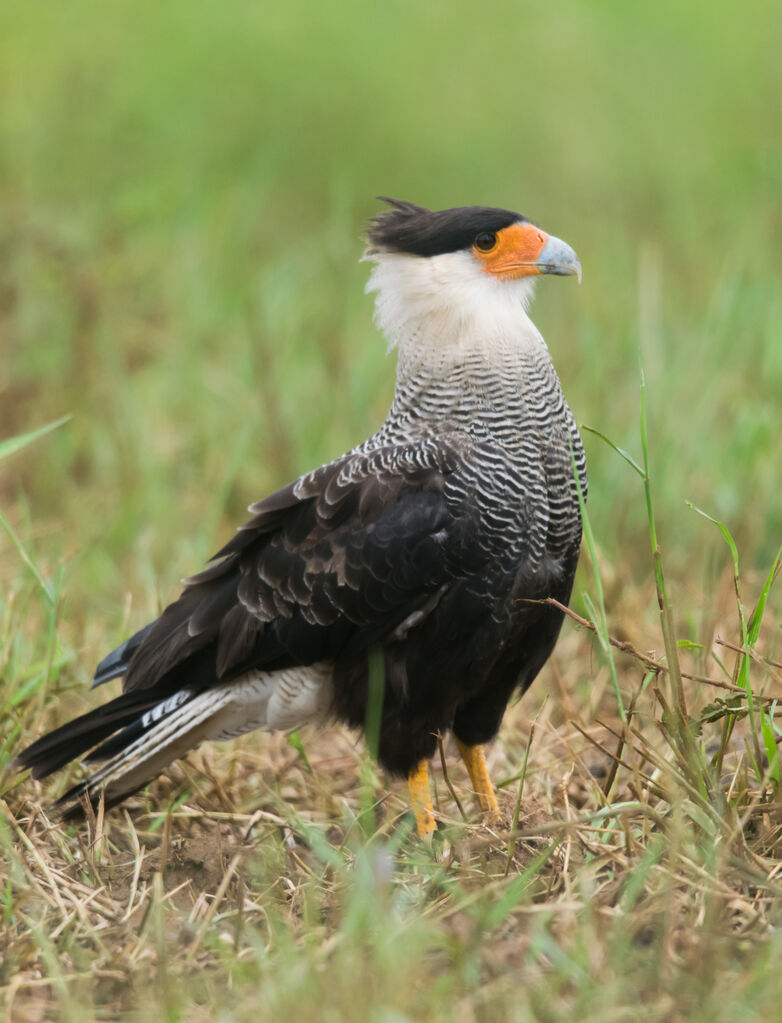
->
[408,759,436,837]
[455,740,501,824]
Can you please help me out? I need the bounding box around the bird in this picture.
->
[15,198,586,837]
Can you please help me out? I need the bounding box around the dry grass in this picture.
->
[3,563,782,1022]
[2,4,782,1017]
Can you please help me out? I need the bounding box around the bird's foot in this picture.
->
[408,759,437,837]
[455,739,501,825]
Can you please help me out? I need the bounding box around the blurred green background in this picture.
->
[2,0,781,641]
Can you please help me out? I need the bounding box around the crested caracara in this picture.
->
[15,198,585,836]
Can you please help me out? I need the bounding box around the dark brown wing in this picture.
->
[118,435,479,696]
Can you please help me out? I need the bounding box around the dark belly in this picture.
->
[332,540,580,777]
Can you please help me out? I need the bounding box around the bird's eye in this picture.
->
[474,232,497,252]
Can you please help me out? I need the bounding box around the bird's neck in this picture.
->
[382,323,564,451]
[366,247,548,384]
[392,314,547,389]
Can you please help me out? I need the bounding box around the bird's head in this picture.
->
[364,198,580,354]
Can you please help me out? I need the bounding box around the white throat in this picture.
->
[364,249,545,381]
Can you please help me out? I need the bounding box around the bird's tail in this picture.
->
[15,683,251,820]
[13,690,162,782]
[53,688,240,818]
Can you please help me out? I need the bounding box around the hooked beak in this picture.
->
[535,234,582,282]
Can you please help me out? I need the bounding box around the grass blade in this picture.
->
[0,416,71,463]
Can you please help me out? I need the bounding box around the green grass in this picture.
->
[2,1,782,1019]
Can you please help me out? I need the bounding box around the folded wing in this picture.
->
[14,433,481,798]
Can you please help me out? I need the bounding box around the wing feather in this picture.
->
[120,434,477,695]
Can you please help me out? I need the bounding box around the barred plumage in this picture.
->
[15,199,585,831]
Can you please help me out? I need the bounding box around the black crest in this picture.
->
[367,197,526,257]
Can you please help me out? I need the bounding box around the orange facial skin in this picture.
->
[472,222,549,280]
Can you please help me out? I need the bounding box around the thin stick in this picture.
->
[436,732,467,822]
[524,597,760,696]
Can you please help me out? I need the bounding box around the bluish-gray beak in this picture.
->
[536,235,582,282]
